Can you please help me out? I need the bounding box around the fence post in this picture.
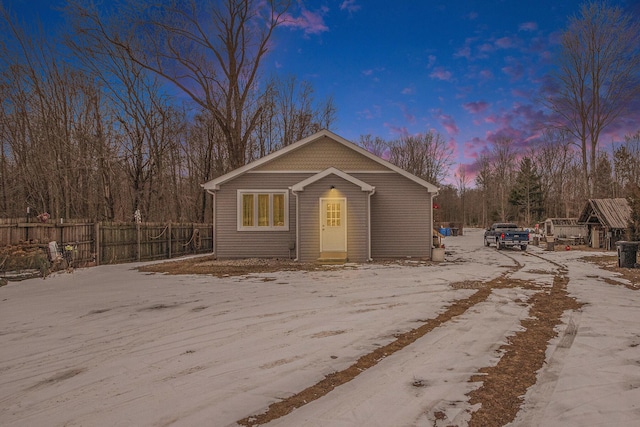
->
[137,222,141,262]
[168,222,172,259]
[94,222,100,266]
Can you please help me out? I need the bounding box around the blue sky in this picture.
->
[267,0,640,175]
[6,0,640,179]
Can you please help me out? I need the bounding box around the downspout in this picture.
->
[430,191,437,258]
[367,188,376,262]
[290,188,300,261]
[206,189,217,256]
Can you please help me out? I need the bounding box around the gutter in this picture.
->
[205,188,217,256]
[289,187,300,262]
[367,187,376,262]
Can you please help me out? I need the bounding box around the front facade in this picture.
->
[202,130,439,262]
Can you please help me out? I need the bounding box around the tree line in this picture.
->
[435,130,640,228]
[0,1,336,222]
[1,1,639,229]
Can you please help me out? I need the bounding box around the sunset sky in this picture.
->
[6,0,640,179]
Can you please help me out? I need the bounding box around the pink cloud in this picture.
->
[454,46,472,60]
[448,137,459,158]
[397,103,416,124]
[479,43,494,54]
[502,58,524,81]
[484,114,498,124]
[401,87,414,95]
[479,69,494,80]
[511,88,532,98]
[340,0,361,13]
[384,124,409,138]
[463,101,489,114]
[280,8,328,35]
[495,37,513,49]
[427,55,437,68]
[438,112,459,136]
[519,22,538,31]
[429,67,452,81]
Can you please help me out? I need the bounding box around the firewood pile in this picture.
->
[0,242,51,281]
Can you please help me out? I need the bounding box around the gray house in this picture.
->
[202,130,439,262]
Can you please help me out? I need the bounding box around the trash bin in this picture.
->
[546,235,555,251]
[615,241,640,268]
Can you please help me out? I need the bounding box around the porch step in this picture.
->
[317,251,348,264]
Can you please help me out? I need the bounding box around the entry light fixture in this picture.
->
[330,185,335,189]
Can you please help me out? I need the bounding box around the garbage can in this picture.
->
[546,235,555,251]
[615,241,640,268]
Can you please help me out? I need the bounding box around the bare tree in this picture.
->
[455,164,471,226]
[252,74,337,159]
[545,1,640,196]
[474,154,493,227]
[358,134,388,158]
[491,137,518,221]
[534,129,576,217]
[0,6,110,220]
[388,131,453,185]
[69,0,291,170]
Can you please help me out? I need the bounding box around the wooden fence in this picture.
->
[0,219,213,266]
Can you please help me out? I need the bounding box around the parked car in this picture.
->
[484,223,530,250]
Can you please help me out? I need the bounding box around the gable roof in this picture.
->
[291,167,375,192]
[202,130,439,193]
[578,198,631,229]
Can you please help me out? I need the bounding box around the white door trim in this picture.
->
[319,197,347,252]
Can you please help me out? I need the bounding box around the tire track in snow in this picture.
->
[464,250,583,427]
[237,265,522,426]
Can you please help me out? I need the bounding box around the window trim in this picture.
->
[237,189,289,231]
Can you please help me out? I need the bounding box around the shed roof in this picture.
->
[578,198,631,229]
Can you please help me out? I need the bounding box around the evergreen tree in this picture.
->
[509,157,544,226]
[627,184,640,241]
[593,152,614,198]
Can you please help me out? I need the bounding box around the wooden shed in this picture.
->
[578,198,631,250]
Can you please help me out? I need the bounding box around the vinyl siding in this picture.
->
[214,173,309,259]
[254,136,388,172]
[353,173,433,259]
[297,175,370,262]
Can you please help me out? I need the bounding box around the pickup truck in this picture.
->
[484,223,529,250]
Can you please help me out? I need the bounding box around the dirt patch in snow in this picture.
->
[141,254,585,426]
[581,254,640,290]
[137,255,435,277]
[138,256,318,277]
[466,272,583,427]
[237,279,498,426]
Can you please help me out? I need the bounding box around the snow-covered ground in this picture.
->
[1,228,639,426]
